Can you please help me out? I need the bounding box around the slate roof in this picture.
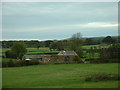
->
[23,55,42,59]
[58,51,78,56]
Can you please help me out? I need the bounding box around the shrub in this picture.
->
[7,60,15,67]
[73,56,79,61]
[14,60,25,67]
[73,56,83,63]
[2,61,8,67]
[5,50,17,59]
[85,73,120,82]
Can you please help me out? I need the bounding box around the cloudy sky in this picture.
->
[2,2,118,40]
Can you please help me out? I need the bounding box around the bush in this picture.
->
[2,61,8,67]
[14,60,26,67]
[2,59,41,68]
[73,56,83,63]
[84,58,119,63]
[5,50,17,59]
[85,73,120,82]
[108,44,120,59]
[85,58,101,63]
[7,60,15,67]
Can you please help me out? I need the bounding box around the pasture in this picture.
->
[82,45,99,49]
[1,48,59,56]
[1,44,100,57]
[2,63,119,88]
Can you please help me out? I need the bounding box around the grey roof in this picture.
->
[100,46,109,49]
[23,55,42,59]
[58,51,78,56]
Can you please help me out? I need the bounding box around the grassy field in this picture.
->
[1,48,59,56]
[82,45,99,49]
[1,45,101,62]
[2,63,119,88]
[1,45,100,56]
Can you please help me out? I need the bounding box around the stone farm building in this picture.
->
[22,51,79,64]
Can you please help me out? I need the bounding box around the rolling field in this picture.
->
[82,45,99,49]
[1,45,100,56]
[1,48,59,56]
[2,63,119,88]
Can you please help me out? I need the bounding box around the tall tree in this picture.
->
[102,36,116,44]
[67,32,83,57]
[84,38,95,45]
[11,42,27,59]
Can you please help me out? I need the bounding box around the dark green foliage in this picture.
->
[73,56,83,63]
[2,59,40,67]
[11,42,27,59]
[2,61,8,67]
[85,58,119,63]
[67,32,83,57]
[14,60,26,66]
[100,43,120,59]
[84,38,96,45]
[73,56,80,62]
[50,41,64,51]
[5,50,17,59]
[1,36,118,48]
[108,43,120,59]
[7,60,15,67]
[102,36,116,44]
[100,48,110,59]
[44,40,53,47]
[85,73,120,82]
[85,58,100,63]
[2,41,14,48]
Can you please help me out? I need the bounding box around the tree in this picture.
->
[50,41,64,51]
[108,43,120,59]
[67,32,83,57]
[84,38,95,45]
[11,42,27,59]
[44,40,54,47]
[5,50,17,59]
[102,36,116,44]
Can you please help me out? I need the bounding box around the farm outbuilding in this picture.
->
[22,55,42,60]
[22,51,80,64]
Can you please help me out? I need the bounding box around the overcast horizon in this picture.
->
[2,2,118,41]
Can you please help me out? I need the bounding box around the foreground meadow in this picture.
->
[2,63,119,88]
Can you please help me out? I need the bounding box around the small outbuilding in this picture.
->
[22,55,42,61]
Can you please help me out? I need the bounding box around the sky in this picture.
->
[2,2,118,41]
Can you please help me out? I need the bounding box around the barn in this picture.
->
[22,51,79,64]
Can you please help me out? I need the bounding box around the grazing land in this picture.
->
[2,63,119,88]
[1,44,100,58]
[82,45,99,49]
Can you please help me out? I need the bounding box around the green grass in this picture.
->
[27,47,50,52]
[83,52,100,59]
[27,51,60,54]
[82,45,99,49]
[1,45,100,56]
[1,48,59,56]
[2,63,119,88]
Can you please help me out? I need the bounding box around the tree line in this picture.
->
[1,35,118,49]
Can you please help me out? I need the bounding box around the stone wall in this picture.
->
[42,55,78,64]
[23,55,79,64]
